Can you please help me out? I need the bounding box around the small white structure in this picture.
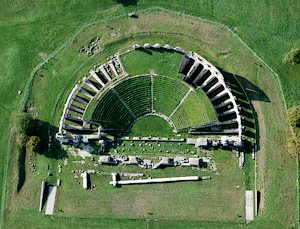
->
[143,43,151,48]
[153,43,160,48]
[245,190,254,222]
[163,44,172,49]
[111,172,118,187]
[174,46,185,53]
[99,155,117,164]
[45,186,57,215]
[187,138,209,147]
[239,152,245,169]
[110,173,201,187]
[81,171,88,189]
[189,158,201,167]
[152,157,174,169]
[55,133,81,144]
[56,179,61,187]
[128,156,139,164]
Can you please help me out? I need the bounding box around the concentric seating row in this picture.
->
[57,44,244,147]
[152,76,189,116]
[90,76,152,130]
[178,53,243,144]
[56,54,127,143]
[112,76,151,117]
[91,90,135,130]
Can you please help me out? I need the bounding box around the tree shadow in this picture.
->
[16,119,68,192]
[114,0,138,7]
[17,146,26,192]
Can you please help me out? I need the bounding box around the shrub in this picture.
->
[15,112,36,135]
[287,106,300,129]
[286,136,300,157]
[16,133,28,147]
[283,47,300,66]
[26,136,42,153]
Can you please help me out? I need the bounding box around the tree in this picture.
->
[287,106,300,129]
[283,47,300,66]
[26,136,42,153]
[286,136,300,158]
[15,112,36,135]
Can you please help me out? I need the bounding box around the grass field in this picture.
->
[171,89,217,130]
[128,115,173,137]
[113,76,151,117]
[48,149,245,223]
[91,89,134,129]
[121,49,183,78]
[0,1,298,228]
[152,76,189,116]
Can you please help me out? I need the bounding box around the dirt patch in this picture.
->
[149,69,156,75]
[39,52,48,61]
[253,101,267,212]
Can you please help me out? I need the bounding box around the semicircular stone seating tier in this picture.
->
[56,43,243,147]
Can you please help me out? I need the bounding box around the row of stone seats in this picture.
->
[133,43,186,54]
[152,75,189,116]
[112,76,151,117]
[91,89,135,130]
[179,53,242,141]
[58,55,126,135]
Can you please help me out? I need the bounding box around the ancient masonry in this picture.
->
[56,43,245,150]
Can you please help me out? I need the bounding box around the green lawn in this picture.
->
[153,75,190,116]
[90,89,134,130]
[171,89,217,131]
[0,1,298,228]
[121,48,183,79]
[113,76,151,117]
[50,149,245,223]
[128,115,173,137]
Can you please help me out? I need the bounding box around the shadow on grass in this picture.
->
[17,119,68,192]
[114,0,138,7]
[134,47,176,56]
[34,119,68,159]
[220,69,270,152]
[17,146,26,192]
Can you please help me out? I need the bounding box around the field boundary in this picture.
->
[0,129,14,229]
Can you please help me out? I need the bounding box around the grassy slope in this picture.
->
[128,115,173,137]
[121,49,183,78]
[1,0,299,104]
[0,13,97,224]
[171,89,217,130]
[0,0,298,228]
[152,76,190,116]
